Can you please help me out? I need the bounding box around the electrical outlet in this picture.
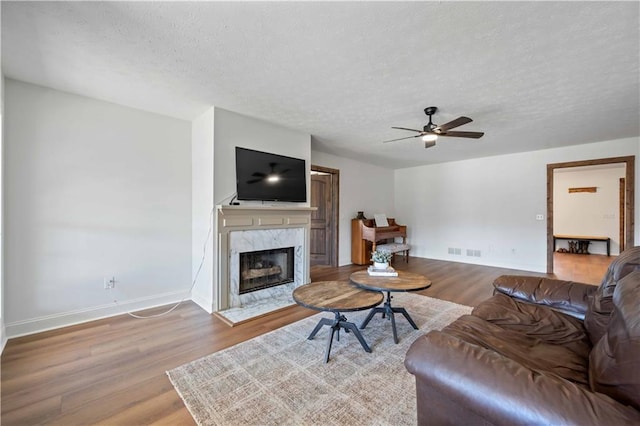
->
[104,277,115,290]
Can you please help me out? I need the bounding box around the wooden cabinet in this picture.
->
[351,218,407,265]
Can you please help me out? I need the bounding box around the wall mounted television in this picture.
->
[235,147,307,202]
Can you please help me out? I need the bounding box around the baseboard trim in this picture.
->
[5,290,192,339]
[410,253,545,274]
[191,290,214,314]
[1,321,7,354]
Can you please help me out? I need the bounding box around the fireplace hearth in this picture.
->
[239,247,294,294]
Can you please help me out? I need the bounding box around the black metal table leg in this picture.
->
[324,324,337,363]
[397,307,419,329]
[309,311,373,363]
[307,317,333,340]
[341,321,372,353]
[359,307,378,329]
[359,291,419,344]
[389,308,398,344]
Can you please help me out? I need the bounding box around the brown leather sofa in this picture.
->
[405,247,640,425]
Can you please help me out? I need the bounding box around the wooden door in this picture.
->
[310,174,332,266]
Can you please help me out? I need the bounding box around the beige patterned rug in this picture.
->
[167,293,472,426]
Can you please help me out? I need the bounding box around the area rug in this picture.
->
[167,293,472,426]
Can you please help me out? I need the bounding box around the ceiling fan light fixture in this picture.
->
[266,174,280,183]
[422,134,438,142]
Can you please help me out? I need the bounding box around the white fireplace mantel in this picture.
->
[215,205,315,312]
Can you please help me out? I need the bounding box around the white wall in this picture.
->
[213,107,311,207]
[311,150,395,266]
[4,80,192,336]
[191,108,215,312]
[191,107,312,310]
[554,165,625,255]
[395,137,639,273]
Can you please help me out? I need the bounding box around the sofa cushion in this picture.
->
[493,275,595,319]
[473,293,591,359]
[444,311,590,385]
[589,270,640,410]
[584,246,640,345]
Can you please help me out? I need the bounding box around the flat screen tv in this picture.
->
[235,147,307,202]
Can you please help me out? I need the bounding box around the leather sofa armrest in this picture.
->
[493,275,597,319]
[405,331,640,425]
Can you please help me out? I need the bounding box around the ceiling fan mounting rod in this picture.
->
[423,106,438,132]
[424,106,438,116]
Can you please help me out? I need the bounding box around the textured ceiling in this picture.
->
[2,1,639,169]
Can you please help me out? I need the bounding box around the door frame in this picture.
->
[546,155,635,273]
[311,165,340,267]
[620,178,626,252]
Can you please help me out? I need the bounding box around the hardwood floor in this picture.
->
[1,254,613,425]
[552,252,613,284]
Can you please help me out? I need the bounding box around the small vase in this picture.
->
[374,261,389,269]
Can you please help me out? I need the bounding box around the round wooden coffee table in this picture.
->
[293,281,384,363]
[350,270,432,344]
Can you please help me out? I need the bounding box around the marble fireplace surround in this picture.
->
[216,205,314,322]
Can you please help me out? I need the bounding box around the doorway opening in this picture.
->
[547,156,634,274]
[310,165,339,267]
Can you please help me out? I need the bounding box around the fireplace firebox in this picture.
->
[239,247,295,294]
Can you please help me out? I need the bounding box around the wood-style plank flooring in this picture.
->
[1,253,613,425]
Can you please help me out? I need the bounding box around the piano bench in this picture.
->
[376,243,411,263]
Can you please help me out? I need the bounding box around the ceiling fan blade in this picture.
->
[252,172,267,177]
[383,134,423,143]
[439,130,484,139]
[247,178,263,184]
[391,126,423,133]
[434,116,473,132]
[424,141,437,149]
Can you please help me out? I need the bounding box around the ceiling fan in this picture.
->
[384,106,484,148]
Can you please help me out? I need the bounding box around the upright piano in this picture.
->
[351,218,407,265]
